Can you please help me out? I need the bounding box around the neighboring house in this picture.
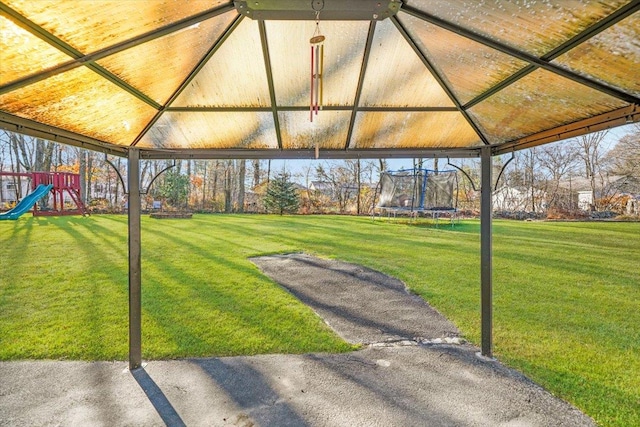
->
[577,191,593,211]
[558,175,640,212]
[603,175,640,215]
[0,177,32,206]
[603,175,640,198]
[309,181,333,196]
[309,181,375,197]
[292,183,307,192]
[93,182,109,200]
[492,186,547,212]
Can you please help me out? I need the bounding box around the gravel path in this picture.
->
[251,253,459,345]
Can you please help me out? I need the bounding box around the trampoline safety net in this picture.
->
[378,169,457,211]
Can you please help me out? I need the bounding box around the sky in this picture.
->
[272,122,637,184]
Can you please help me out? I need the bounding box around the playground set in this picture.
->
[376,168,458,225]
[0,171,88,220]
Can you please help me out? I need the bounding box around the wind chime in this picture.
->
[310,11,324,122]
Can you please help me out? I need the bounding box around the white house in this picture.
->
[0,177,31,206]
[577,191,593,211]
[492,186,547,212]
[308,181,333,195]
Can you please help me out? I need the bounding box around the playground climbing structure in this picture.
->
[0,172,88,217]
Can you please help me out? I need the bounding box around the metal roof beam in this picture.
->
[138,147,481,160]
[344,21,377,150]
[259,20,283,149]
[494,104,639,155]
[0,3,158,109]
[541,1,640,61]
[463,1,640,109]
[0,3,236,96]
[164,106,459,112]
[391,15,490,145]
[400,4,640,105]
[235,0,401,21]
[0,112,128,157]
[463,66,536,110]
[131,14,244,146]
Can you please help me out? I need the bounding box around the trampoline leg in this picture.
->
[481,146,493,358]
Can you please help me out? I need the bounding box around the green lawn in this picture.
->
[1,215,638,427]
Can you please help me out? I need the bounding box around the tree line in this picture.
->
[1,124,638,216]
[493,124,639,216]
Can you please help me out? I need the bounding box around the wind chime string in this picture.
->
[310,11,324,122]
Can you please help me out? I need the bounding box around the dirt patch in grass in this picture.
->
[251,253,459,345]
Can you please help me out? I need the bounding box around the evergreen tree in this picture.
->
[156,169,189,208]
[264,172,299,215]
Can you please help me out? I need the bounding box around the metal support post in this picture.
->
[128,148,142,370]
[480,145,493,358]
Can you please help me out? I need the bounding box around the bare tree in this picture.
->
[536,143,579,209]
[499,151,544,213]
[606,123,640,177]
[575,131,609,211]
[344,159,362,214]
[316,161,356,213]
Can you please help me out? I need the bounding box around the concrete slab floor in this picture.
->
[0,344,595,427]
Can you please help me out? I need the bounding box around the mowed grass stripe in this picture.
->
[0,215,638,427]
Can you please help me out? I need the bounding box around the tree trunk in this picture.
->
[253,159,260,188]
[35,139,44,171]
[527,149,536,212]
[267,159,271,184]
[356,159,361,215]
[577,131,607,212]
[79,149,87,203]
[186,160,192,210]
[42,141,54,172]
[201,161,207,210]
[212,160,219,203]
[224,164,232,213]
[9,135,21,199]
[238,159,246,213]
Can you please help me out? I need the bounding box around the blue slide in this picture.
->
[0,184,53,220]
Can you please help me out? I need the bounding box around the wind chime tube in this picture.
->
[319,43,324,110]
[315,44,320,115]
[310,45,314,122]
[310,28,325,122]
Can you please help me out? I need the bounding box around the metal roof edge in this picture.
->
[493,104,639,155]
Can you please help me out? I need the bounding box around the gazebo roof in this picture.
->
[1,0,638,159]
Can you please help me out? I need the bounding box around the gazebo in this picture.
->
[1,0,638,369]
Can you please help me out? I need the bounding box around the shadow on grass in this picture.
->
[50,218,128,359]
[139,225,346,357]
[506,356,639,427]
[1,216,36,272]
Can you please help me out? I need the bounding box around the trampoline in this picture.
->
[376,169,458,225]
